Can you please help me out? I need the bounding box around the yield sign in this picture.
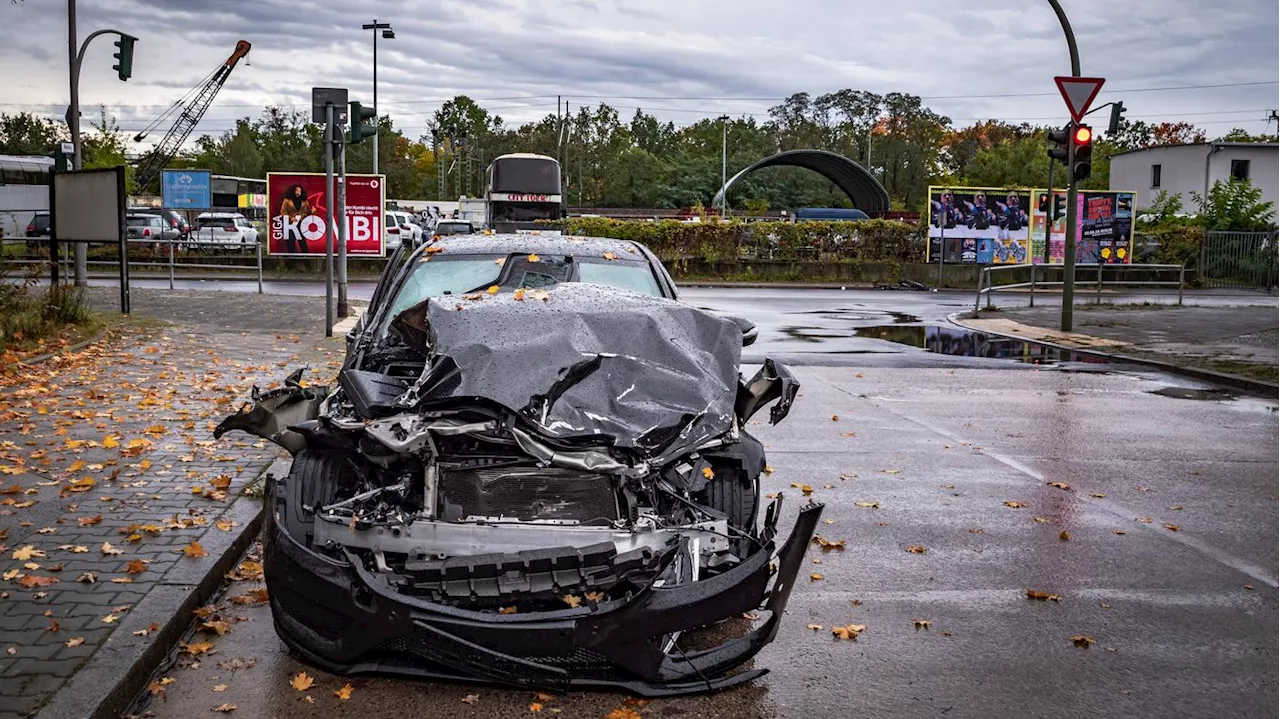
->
[1055,76,1106,123]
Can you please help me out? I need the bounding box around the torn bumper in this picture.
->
[263,485,823,697]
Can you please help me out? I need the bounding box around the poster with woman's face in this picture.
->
[927,187,1032,265]
[266,173,385,257]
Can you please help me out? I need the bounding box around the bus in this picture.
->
[0,155,53,240]
[793,207,871,222]
[485,153,563,231]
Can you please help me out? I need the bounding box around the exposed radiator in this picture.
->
[438,466,619,523]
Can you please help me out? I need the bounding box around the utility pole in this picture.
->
[323,104,335,337]
[720,115,729,218]
[1047,0,1081,332]
[337,133,349,318]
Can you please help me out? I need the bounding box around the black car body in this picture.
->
[25,212,50,238]
[216,235,817,696]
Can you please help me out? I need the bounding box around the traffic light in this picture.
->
[1072,124,1093,181]
[1108,101,1126,134]
[1051,194,1066,221]
[1047,126,1070,167]
[348,101,377,144]
[112,34,137,82]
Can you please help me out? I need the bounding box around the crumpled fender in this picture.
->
[214,368,328,455]
[736,357,798,425]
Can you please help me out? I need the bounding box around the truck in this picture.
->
[485,153,564,231]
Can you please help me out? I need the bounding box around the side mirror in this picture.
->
[728,315,758,347]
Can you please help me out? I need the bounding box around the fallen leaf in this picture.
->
[584,590,606,603]
[78,514,103,527]
[603,251,618,260]
[19,575,59,588]
[229,589,269,605]
[1244,584,1255,591]
[1112,529,1127,535]
[180,641,214,656]
[513,288,526,301]
[1072,634,1096,648]
[1162,523,1180,532]
[968,528,985,534]
[102,435,119,449]
[125,560,147,575]
[1032,516,1053,524]
[213,703,237,713]
[530,702,544,712]
[812,536,846,551]
[1003,501,1026,509]
[290,672,314,692]
[334,683,354,700]
[527,253,540,262]
[1135,517,1152,524]
[182,541,209,558]
[12,546,44,561]
[831,624,867,640]
[65,637,85,647]
[1089,492,1107,499]
[701,466,715,480]
[831,415,839,421]
[1059,531,1072,541]
[201,620,233,636]
[562,594,582,608]
[605,710,642,719]
[1047,481,1071,491]
[905,545,927,554]
[217,658,255,671]
[47,619,60,632]
[809,573,824,581]
[806,623,823,631]
[913,619,931,630]
[101,542,123,556]
[147,680,167,698]
[213,684,228,692]
[1168,505,1183,511]
[880,469,901,475]
[854,501,880,509]
[486,285,500,295]
[102,614,119,624]
[77,572,96,583]
[1026,589,1063,602]
[462,694,480,705]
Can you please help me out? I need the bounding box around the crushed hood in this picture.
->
[392,283,742,460]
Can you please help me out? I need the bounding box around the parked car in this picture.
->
[25,211,50,238]
[125,213,180,243]
[431,219,475,238]
[385,210,423,250]
[194,212,258,246]
[215,234,811,696]
[128,207,189,238]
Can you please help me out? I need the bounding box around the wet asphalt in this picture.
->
[110,282,1278,719]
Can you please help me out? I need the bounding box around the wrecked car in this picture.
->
[216,235,820,696]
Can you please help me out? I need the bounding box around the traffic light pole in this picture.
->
[337,138,349,319]
[1044,160,1055,264]
[323,104,335,338]
[1047,0,1081,331]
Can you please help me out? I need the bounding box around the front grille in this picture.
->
[438,466,619,523]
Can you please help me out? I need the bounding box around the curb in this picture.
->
[15,327,109,367]
[949,312,1280,398]
[35,478,271,719]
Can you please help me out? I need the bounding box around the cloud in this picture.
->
[1,0,1274,142]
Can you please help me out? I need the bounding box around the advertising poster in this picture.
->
[266,172,386,257]
[927,187,1032,265]
[1030,190,1135,264]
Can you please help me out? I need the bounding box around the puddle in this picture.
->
[1149,386,1238,401]
[889,312,921,324]
[854,324,1111,365]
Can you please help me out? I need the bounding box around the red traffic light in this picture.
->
[1074,126,1093,144]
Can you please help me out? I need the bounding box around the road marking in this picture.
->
[823,377,1280,589]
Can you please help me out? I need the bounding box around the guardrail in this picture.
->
[2,236,263,293]
[975,263,1186,314]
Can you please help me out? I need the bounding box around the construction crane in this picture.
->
[133,40,251,191]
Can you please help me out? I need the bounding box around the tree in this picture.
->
[1191,179,1277,231]
[81,107,137,193]
[963,131,1052,188]
[1150,121,1205,147]
[0,112,65,155]
[1216,127,1280,143]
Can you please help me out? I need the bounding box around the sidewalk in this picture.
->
[0,288,345,718]
[964,303,1278,386]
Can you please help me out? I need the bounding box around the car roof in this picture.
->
[426,233,647,256]
[126,212,163,218]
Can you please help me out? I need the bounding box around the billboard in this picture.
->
[926,187,1032,264]
[266,172,385,257]
[160,169,211,209]
[1030,190,1136,264]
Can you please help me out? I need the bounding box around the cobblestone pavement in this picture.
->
[0,289,344,717]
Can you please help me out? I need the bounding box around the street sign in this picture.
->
[1054,76,1106,123]
[160,169,211,209]
[311,87,349,124]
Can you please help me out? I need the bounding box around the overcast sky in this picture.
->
[2,0,1277,144]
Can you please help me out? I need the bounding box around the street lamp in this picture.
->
[360,20,394,175]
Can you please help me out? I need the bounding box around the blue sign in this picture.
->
[160,169,211,209]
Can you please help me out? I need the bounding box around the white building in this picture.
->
[1108,142,1278,212]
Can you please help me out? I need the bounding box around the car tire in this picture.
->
[703,465,759,557]
[276,450,353,549]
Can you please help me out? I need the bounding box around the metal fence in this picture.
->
[1,236,263,292]
[975,263,1186,313]
[1200,231,1278,291]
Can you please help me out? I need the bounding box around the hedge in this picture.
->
[556,218,925,264]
